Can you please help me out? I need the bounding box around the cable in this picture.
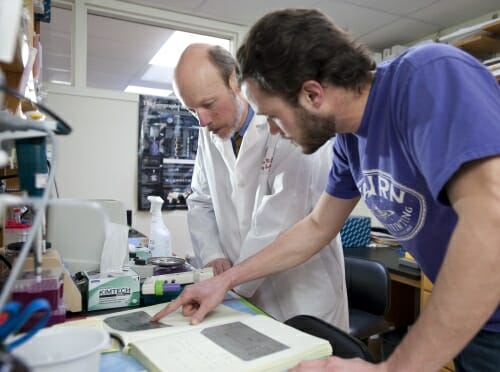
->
[0,86,69,310]
[0,84,72,135]
[0,174,18,180]
[0,254,12,270]
[0,117,57,311]
[46,160,59,198]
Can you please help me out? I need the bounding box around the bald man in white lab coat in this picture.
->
[173,43,348,329]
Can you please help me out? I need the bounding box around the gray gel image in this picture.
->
[103,311,171,332]
[201,321,289,361]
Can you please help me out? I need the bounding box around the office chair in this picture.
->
[284,315,374,362]
[345,256,392,359]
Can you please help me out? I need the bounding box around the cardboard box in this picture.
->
[85,269,140,311]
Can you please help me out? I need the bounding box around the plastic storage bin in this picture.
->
[12,326,110,372]
[11,268,66,330]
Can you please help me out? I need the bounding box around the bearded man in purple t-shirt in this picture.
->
[152,8,500,372]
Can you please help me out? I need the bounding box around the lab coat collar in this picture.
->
[210,114,268,165]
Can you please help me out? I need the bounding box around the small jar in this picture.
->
[3,220,31,248]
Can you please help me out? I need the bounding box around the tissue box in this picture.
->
[84,268,140,311]
[340,216,371,248]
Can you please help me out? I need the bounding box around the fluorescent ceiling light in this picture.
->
[50,79,71,85]
[141,65,173,83]
[149,31,230,68]
[125,85,173,97]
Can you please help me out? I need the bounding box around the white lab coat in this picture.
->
[187,114,349,330]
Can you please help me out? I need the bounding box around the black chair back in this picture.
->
[285,315,374,362]
[345,256,391,316]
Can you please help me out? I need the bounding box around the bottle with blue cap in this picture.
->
[147,196,172,257]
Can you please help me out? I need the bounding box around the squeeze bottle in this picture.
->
[147,196,172,257]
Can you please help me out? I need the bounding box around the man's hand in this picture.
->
[150,272,233,325]
[291,356,386,371]
[204,258,232,275]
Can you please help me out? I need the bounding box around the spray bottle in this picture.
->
[147,196,172,257]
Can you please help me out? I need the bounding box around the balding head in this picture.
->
[173,43,247,138]
[175,43,238,92]
[175,44,211,86]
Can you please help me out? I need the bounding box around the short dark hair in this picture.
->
[236,8,375,104]
[207,45,240,88]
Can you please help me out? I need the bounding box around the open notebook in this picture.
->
[62,300,332,371]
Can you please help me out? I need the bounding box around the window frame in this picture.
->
[46,0,246,99]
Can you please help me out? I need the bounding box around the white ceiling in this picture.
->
[122,0,500,50]
[40,0,500,94]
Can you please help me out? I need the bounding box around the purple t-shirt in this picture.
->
[327,43,500,331]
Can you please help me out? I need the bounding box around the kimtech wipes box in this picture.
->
[85,269,140,311]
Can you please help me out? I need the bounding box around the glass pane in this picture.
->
[86,13,230,96]
[40,6,72,86]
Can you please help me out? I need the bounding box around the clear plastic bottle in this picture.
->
[3,207,31,250]
[147,196,172,257]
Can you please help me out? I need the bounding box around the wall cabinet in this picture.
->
[452,18,500,82]
[0,0,37,112]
